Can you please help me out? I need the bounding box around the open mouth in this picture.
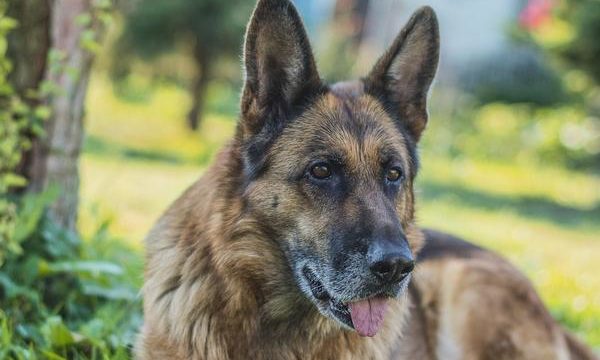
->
[302,266,354,328]
[302,266,392,337]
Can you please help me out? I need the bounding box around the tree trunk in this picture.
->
[333,0,370,46]
[10,0,99,232]
[186,45,209,131]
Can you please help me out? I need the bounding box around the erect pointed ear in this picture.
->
[364,6,439,142]
[240,0,322,141]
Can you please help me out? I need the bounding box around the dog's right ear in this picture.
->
[240,0,322,145]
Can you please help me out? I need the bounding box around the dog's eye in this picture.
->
[310,163,331,179]
[386,167,403,182]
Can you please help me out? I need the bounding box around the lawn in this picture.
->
[80,73,600,348]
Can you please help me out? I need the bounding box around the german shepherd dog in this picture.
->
[136,0,597,359]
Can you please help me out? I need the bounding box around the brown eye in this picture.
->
[310,163,331,179]
[386,167,403,182]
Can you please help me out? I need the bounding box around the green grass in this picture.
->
[79,72,600,349]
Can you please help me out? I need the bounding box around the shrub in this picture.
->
[0,191,142,359]
[424,94,599,169]
[459,47,566,106]
[557,0,600,85]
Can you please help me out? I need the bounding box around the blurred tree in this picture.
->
[115,0,252,130]
[555,0,600,84]
[318,0,369,82]
[520,0,600,168]
[6,0,109,231]
[333,0,369,45]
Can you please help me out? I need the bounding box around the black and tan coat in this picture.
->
[135,1,597,359]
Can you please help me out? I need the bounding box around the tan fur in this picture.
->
[136,1,597,359]
[413,234,597,360]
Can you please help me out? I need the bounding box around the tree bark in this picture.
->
[37,0,96,231]
[10,0,99,231]
[186,44,209,131]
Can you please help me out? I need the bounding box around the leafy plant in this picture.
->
[0,191,142,359]
[0,0,54,266]
[0,1,25,265]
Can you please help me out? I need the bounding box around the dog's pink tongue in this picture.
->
[348,297,389,337]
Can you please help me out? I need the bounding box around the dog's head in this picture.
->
[236,0,439,337]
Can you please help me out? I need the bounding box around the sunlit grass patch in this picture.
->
[420,154,600,210]
[79,155,204,244]
[82,73,236,242]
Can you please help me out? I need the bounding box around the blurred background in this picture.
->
[1,0,598,358]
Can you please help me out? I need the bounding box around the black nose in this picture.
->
[367,238,414,283]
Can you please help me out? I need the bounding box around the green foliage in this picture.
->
[557,0,600,84]
[424,94,599,169]
[1,0,116,264]
[0,5,135,355]
[444,4,600,171]
[0,1,36,266]
[77,1,113,55]
[0,191,142,359]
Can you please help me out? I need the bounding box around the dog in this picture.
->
[135,0,597,358]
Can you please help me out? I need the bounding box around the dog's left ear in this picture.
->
[365,6,439,142]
